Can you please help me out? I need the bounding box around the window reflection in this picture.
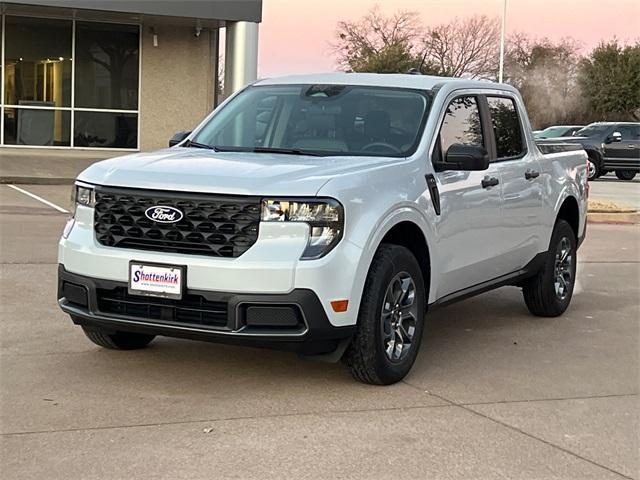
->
[1,16,140,149]
[4,16,72,107]
[3,107,71,146]
[440,96,484,154]
[74,111,137,148]
[75,22,139,110]
[487,97,524,159]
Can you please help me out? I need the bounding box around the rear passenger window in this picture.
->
[487,97,524,159]
[439,96,484,154]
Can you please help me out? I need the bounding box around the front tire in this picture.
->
[343,244,426,385]
[615,170,636,181]
[81,325,155,350]
[587,155,600,181]
[522,220,577,317]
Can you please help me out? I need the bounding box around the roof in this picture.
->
[256,72,518,94]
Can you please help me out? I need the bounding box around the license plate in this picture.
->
[128,262,184,300]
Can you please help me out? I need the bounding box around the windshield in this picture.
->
[575,124,611,137]
[191,84,431,157]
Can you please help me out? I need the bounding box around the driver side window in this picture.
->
[438,96,485,159]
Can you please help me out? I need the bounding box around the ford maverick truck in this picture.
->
[58,73,588,384]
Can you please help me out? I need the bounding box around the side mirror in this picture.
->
[169,130,191,147]
[609,131,623,143]
[435,144,490,172]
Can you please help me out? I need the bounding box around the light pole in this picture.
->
[498,0,507,83]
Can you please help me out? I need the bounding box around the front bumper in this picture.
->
[58,265,355,355]
[59,204,366,328]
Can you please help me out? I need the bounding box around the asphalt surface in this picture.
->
[590,174,640,210]
[1,184,638,480]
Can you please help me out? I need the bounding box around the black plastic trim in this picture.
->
[58,265,355,356]
[430,252,547,308]
[424,174,441,215]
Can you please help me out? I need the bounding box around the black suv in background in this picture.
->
[537,122,640,181]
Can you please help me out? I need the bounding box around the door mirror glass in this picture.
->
[439,143,490,171]
[607,131,623,143]
[169,130,191,147]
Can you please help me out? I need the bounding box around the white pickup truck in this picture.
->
[58,73,588,384]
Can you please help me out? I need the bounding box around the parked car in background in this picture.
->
[537,122,640,181]
[533,125,584,140]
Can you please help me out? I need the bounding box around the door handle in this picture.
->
[525,169,540,180]
[481,176,499,188]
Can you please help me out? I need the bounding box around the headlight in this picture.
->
[261,199,344,259]
[73,182,95,208]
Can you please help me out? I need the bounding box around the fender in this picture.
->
[584,147,603,166]
[350,204,438,307]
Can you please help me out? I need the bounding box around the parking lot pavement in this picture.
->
[590,175,640,210]
[1,184,638,479]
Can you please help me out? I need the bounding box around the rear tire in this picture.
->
[615,170,636,181]
[81,325,155,350]
[522,220,577,317]
[343,244,426,385]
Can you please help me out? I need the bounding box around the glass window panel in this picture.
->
[74,111,137,148]
[439,96,484,154]
[487,97,524,159]
[3,107,71,146]
[4,16,72,107]
[75,22,139,110]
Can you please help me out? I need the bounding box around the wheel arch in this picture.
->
[584,147,602,163]
[556,195,580,241]
[356,207,436,305]
[379,221,431,300]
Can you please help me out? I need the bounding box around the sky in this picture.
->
[257,0,640,77]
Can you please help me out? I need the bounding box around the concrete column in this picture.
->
[224,21,259,97]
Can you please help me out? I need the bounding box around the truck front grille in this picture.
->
[94,187,261,258]
[96,287,228,329]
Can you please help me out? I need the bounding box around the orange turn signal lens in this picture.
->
[330,300,349,312]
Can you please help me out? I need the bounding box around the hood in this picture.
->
[77,147,395,196]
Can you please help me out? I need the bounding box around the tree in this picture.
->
[421,15,500,79]
[505,34,585,128]
[333,7,438,74]
[579,40,640,121]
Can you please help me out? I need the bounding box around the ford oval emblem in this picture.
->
[144,206,184,223]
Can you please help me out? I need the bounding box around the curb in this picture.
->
[0,177,75,185]
[588,212,640,225]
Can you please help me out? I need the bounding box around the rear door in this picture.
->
[430,93,509,298]
[485,95,544,270]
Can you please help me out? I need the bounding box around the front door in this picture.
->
[603,124,640,168]
[431,94,508,299]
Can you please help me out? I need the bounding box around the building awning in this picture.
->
[2,1,263,25]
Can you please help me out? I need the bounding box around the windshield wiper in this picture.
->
[213,146,323,157]
[183,139,216,150]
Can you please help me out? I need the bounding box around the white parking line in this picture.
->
[6,184,70,214]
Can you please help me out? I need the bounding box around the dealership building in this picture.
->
[0,0,262,163]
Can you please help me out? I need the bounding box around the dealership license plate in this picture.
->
[128,262,184,300]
